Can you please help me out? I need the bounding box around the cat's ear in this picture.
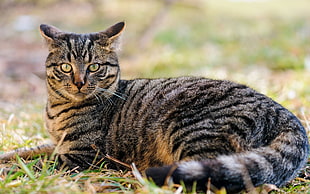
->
[103,21,125,40]
[39,24,64,49]
[96,22,126,51]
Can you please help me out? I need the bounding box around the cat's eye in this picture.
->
[88,63,100,72]
[60,63,72,73]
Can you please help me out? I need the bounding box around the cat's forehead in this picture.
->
[63,33,96,42]
[60,32,108,48]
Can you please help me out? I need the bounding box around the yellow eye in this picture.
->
[88,63,100,72]
[60,63,72,73]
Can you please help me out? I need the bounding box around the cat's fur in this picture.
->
[2,22,309,193]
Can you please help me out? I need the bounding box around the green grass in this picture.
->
[1,0,310,193]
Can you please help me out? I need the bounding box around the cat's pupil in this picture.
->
[88,63,100,72]
[60,63,72,73]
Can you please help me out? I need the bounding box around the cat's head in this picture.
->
[40,22,125,102]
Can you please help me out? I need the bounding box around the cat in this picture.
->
[1,21,309,193]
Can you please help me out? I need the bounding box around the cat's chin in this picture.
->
[71,92,89,101]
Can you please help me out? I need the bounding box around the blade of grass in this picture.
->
[16,154,35,181]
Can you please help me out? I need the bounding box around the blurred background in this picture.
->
[0,0,309,136]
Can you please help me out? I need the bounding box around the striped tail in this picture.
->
[146,130,309,193]
[0,144,55,161]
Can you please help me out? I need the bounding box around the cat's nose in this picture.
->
[75,81,85,90]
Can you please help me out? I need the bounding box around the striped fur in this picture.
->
[38,22,309,192]
[0,144,55,161]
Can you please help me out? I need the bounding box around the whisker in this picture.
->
[94,93,104,105]
[98,91,115,106]
[112,90,128,98]
[96,87,126,100]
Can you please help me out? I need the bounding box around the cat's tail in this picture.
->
[145,129,309,193]
[0,144,55,161]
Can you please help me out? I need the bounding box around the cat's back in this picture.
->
[118,76,283,125]
[120,76,251,110]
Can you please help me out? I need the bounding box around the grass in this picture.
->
[0,0,310,193]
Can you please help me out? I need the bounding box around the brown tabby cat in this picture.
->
[1,22,309,193]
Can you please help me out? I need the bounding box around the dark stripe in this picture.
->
[57,116,88,131]
[97,66,108,76]
[154,78,199,103]
[72,50,77,59]
[63,130,87,142]
[184,134,229,149]
[63,124,101,144]
[47,80,69,100]
[51,101,70,108]
[123,80,138,98]
[47,75,57,80]
[67,52,71,62]
[265,105,281,128]
[125,79,165,119]
[46,63,58,68]
[86,40,94,63]
[133,78,180,116]
[168,94,216,136]
[88,52,93,63]
[133,77,189,114]
[66,38,72,50]
[59,108,95,123]
[172,126,213,153]
[48,101,96,120]
[55,102,95,118]
[53,69,64,80]
[211,113,255,123]
[99,75,118,90]
[203,84,249,107]
[208,99,259,117]
[82,49,87,59]
[113,80,139,127]
[105,74,116,80]
[180,143,231,159]
[46,106,53,120]
[229,117,254,133]
[87,40,93,50]
[103,62,118,67]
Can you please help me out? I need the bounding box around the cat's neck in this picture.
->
[45,86,121,144]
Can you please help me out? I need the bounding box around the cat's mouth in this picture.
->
[72,91,89,100]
